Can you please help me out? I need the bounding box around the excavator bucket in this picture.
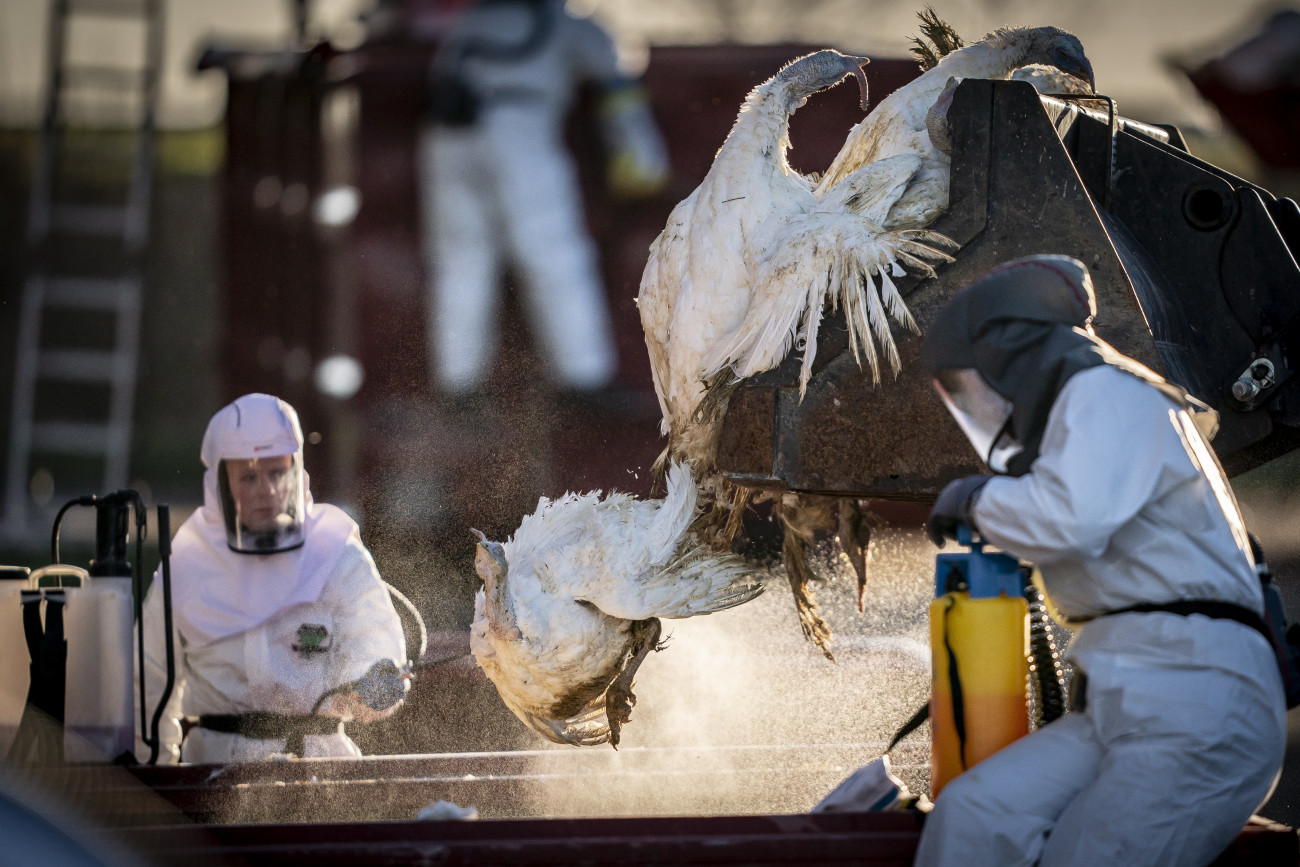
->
[716,78,1300,499]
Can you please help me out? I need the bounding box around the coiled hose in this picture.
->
[1026,583,1069,728]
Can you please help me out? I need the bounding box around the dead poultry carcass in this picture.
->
[469,461,763,748]
[637,48,956,658]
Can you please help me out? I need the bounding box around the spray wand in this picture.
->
[308,652,472,716]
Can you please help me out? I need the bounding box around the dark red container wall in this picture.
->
[215,41,921,512]
[212,47,347,493]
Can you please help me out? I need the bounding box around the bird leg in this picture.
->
[720,482,753,550]
[775,495,837,660]
[836,498,874,612]
[777,517,835,662]
[605,617,663,750]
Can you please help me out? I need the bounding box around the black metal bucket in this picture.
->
[717,79,1300,498]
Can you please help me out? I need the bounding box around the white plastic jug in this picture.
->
[3,566,136,763]
[0,582,29,758]
[63,580,136,762]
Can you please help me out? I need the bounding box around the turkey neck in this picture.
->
[933,29,1068,83]
[484,565,520,639]
[930,38,1020,83]
[721,77,811,179]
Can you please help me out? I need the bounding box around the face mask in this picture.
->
[985,416,1024,474]
[934,369,1024,474]
[218,454,306,554]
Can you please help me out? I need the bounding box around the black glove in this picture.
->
[354,659,409,712]
[927,474,992,547]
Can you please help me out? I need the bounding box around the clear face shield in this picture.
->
[933,369,1024,473]
[217,453,306,554]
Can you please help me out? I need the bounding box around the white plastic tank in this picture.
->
[0,566,136,763]
[0,569,31,758]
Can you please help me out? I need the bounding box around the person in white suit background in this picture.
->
[413,0,668,399]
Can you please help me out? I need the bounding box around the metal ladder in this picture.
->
[3,0,164,544]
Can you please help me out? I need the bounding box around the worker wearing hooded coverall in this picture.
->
[913,255,1286,866]
[135,394,409,764]
[415,0,668,395]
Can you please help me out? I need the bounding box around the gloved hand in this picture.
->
[599,86,670,199]
[926,474,992,547]
[354,659,409,712]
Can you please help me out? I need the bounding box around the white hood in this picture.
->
[168,395,356,648]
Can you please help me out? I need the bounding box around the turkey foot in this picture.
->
[605,617,663,749]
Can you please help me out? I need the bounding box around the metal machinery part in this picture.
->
[716,79,1300,499]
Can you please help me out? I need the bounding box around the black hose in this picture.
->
[129,495,150,753]
[50,495,97,564]
[310,680,358,717]
[1025,582,1068,727]
[147,505,176,765]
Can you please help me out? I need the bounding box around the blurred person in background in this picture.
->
[407,0,668,401]
[136,394,409,763]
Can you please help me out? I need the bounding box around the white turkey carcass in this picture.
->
[637,50,957,658]
[640,50,956,447]
[815,22,1095,225]
[684,25,1094,657]
[469,461,762,748]
[701,22,1094,391]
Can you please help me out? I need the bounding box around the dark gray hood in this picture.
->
[922,254,1215,476]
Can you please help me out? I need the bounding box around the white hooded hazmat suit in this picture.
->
[416,0,667,394]
[914,256,1286,866]
[135,395,407,764]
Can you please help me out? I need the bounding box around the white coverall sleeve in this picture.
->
[134,572,185,764]
[972,373,1172,564]
[327,546,408,723]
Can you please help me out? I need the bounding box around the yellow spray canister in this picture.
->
[930,525,1029,798]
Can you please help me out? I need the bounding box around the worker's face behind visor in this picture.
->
[218,454,305,553]
[933,369,1024,473]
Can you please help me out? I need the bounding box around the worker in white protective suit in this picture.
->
[414,0,668,396]
[913,255,1287,866]
[135,394,409,764]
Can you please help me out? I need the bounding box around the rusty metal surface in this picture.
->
[718,79,1159,499]
[717,78,1300,496]
[116,811,927,866]
[26,759,1300,867]
[111,743,930,825]
[17,760,1299,866]
[108,806,1298,867]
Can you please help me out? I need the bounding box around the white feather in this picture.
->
[637,50,954,470]
[816,26,1094,229]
